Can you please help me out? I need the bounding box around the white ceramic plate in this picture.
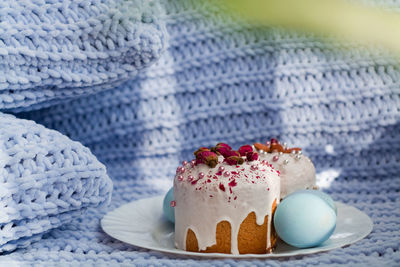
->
[101,196,373,258]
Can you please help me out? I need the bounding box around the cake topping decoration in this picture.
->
[246,151,258,161]
[238,145,253,156]
[254,138,302,154]
[190,160,196,167]
[224,156,244,165]
[176,166,185,174]
[219,183,226,191]
[195,150,218,167]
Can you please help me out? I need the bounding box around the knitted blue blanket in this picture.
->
[0,0,399,265]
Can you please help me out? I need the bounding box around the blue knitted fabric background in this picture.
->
[1,0,400,266]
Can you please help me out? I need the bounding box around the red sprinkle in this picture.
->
[207,179,212,183]
[170,201,176,207]
[234,196,237,200]
[228,179,237,187]
[219,183,226,191]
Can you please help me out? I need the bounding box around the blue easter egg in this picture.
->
[163,187,175,223]
[274,191,336,248]
[291,189,337,214]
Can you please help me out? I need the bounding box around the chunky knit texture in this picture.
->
[0,0,166,111]
[0,0,400,265]
[0,113,113,252]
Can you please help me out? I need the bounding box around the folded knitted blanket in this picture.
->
[0,0,399,266]
[0,113,112,252]
[0,0,166,111]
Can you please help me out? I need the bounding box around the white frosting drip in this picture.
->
[174,156,280,254]
[259,152,316,198]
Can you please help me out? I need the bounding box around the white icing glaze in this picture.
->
[259,152,316,198]
[174,156,280,254]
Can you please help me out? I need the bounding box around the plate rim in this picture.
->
[101,195,374,259]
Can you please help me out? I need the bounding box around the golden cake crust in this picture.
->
[185,199,277,254]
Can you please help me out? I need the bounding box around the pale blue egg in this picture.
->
[163,187,175,223]
[274,191,337,248]
[291,189,337,214]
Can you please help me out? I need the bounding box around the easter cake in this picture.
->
[173,143,280,254]
[254,139,316,199]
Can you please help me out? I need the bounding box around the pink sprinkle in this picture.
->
[272,155,279,162]
[251,165,258,171]
[231,171,238,175]
[219,166,225,172]
[177,175,184,181]
[198,172,205,179]
[170,201,176,207]
[190,160,196,167]
[224,171,230,177]
[187,175,194,182]
[182,160,188,166]
[176,166,185,174]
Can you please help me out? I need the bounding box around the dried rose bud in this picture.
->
[215,147,239,158]
[270,138,279,144]
[224,156,244,165]
[216,143,232,150]
[224,150,240,158]
[246,151,259,161]
[196,151,218,168]
[205,156,218,168]
[238,145,253,156]
[194,147,210,157]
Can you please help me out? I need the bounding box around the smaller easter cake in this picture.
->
[173,143,280,254]
[254,139,316,199]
